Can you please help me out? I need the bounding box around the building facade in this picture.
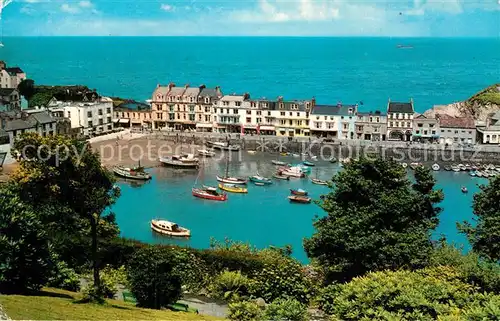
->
[275,97,313,137]
[477,111,500,144]
[437,115,476,145]
[412,114,439,142]
[386,100,415,141]
[0,88,21,111]
[310,104,357,139]
[240,99,277,136]
[355,111,387,141]
[49,100,114,137]
[113,108,152,129]
[196,86,222,132]
[0,61,26,89]
[4,111,57,145]
[214,94,248,133]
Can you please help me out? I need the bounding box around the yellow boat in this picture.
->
[218,183,248,193]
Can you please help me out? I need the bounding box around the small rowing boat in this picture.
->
[288,195,311,204]
[432,163,440,171]
[219,183,248,193]
[290,188,308,196]
[272,160,288,166]
[151,219,191,237]
[248,174,273,185]
[461,186,468,194]
[302,161,315,167]
[311,178,328,185]
[330,157,338,163]
[198,149,216,157]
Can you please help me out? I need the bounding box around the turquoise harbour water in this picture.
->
[113,153,486,263]
[2,36,497,262]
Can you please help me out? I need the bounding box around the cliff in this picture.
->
[424,84,500,121]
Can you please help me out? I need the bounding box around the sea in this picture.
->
[2,37,499,262]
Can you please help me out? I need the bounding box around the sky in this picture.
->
[3,0,500,36]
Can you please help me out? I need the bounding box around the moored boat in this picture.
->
[311,178,328,186]
[272,160,288,166]
[192,187,228,201]
[330,157,338,163]
[451,165,460,172]
[288,195,312,204]
[290,188,308,196]
[249,174,273,185]
[302,161,315,167]
[280,166,306,178]
[151,219,191,237]
[113,165,151,180]
[216,176,248,185]
[280,152,289,156]
[469,171,477,177]
[159,154,199,168]
[292,153,300,158]
[219,183,248,193]
[432,163,440,171]
[247,150,257,155]
[198,149,216,157]
[207,141,240,151]
[461,186,468,194]
[444,165,452,171]
[401,162,408,169]
[254,182,265,186]
[273,172,290,180]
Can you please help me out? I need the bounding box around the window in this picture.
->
[189,115,195,121]
[235,102,241,107]
[341,116,344,120]
[418,123,423,127]
[416,130,420,134]
[423,130,428,135]
[205,106,210,112]
[289,120,293,125]
[67,111,71,118]
[106,108,111,114]
[246,110,251,115]
[389,122,393,127]
[257,111,262,116]
[281,112,286,116]
[432,130,436,135]
[107,117,111,123]
[246,117,251,123]
[455,130,459,134]
[233,109,237,114]
[107,125,112,130]
[429,124,434,128]
[257,118,262,123]
[376,117,380,122]
[289,112,293,116]
[99,119,103,125]
[87,111,92,118]
[98,109,103,116]
[297,120,302,126]
[297,112,300,117]
[223,101,229,106]
[198,115,202,121]
[324,116,327,120]
[406,122,410,127]
[88,121,93,127]
[268,111,271,116]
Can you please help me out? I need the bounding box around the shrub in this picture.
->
[249,257,312,304]
[81,265,127,299]
[170,248,210,293]
[316,284,340,315]
[323,266,486,320]
[209,270,250,302]
[127,247,182,309]
[264,298,308,321]
[228,300,263,321]
[47,259,80,292]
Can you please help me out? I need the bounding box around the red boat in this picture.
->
[288,195,311,204]
[290,188,308,196]
[192,187,228,201]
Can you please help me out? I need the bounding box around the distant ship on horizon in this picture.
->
[397,44,414,49]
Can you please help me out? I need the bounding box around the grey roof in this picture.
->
[0,88,16,96]
[153,86,170,96]
[358,110,386,116]
[4,112,56,131]
[31,112,56,124]
[167,87,186,97]
[312,104,357,116]
[183,87,200,97]
[388,102,414,114]
[199,87,222,98]
[5,67,24,75]
[491,111,500,121]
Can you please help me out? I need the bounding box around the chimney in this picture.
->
[0,61,5,70]
[199,84,206,90]
[277,96,283,102]
[215,86,222,97]
[185,84,190,88]
[168,82,175,89]
[311,97,316,107]
[244,93,250,100]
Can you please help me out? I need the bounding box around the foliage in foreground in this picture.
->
[127,247,182,309]
[304,158,444,283]
[263,298,308,321]
[459,175,500,262]
[319,266,500,320]
[227,300,263,321]
[0,188,53,294]
[209,270,251,302]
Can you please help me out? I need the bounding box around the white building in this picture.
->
[213,94,249,133]
[310,104,357,139]
[49,99,114,137]
[0,61,26,89]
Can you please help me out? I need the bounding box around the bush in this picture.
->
[127,247,182,309]
[47,259,80,292]
[323,266,489,320]
[81,265,127,299]
[209,270,250,302]
[228,300,263,321]
[264,298,308,321]
[249,257,312,304]
[170,248,210,293]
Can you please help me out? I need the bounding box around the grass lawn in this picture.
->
[0,288,220,320]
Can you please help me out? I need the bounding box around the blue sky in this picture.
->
[4,0,500,36]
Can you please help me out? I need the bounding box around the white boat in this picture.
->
[401,163,408,168]
[310,155,318,160]
[292,154,300,158]
[280,166,306,178]
[207,141,240,151]
[451,166,460,172]
[113,166,152,180]
[432,164,440,171]
[247,150,257,155]
[476,171,484,178]
[198,149,216,157]
[272,160,288,166]
[216,176,248,184]
[159,154,199,168]
[151,219,191,237]
[458,164,466,171]
[470,171,477,177]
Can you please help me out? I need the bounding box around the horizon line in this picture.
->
[3,35,500,39]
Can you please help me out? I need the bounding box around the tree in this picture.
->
[17,78,36,101]
[127,247,182,309]
[303,158,443,283]
[9,133,120,300]
[0,187,53,294]
[459,176,500,262]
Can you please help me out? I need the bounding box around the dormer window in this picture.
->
[348,108,353,114]
[279,103,284,109]
[156,94,162,100]
[205,97,210,104]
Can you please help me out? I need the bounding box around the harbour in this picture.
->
[111,147,487,263]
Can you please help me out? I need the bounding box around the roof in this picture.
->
[491,111,500,121]
[4,112,56,131]
[388,101,414,114]
[358,110,385,116]
[221,95,246,102]
[31,112,56,124]
[438,116,475,129]
[154,86,170,96]
[0,88,16,96]
[199,87,222,98]
[167,87,186,96]
[183,87,200,97]
[312,104,357,116]
[5,67,24,74]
